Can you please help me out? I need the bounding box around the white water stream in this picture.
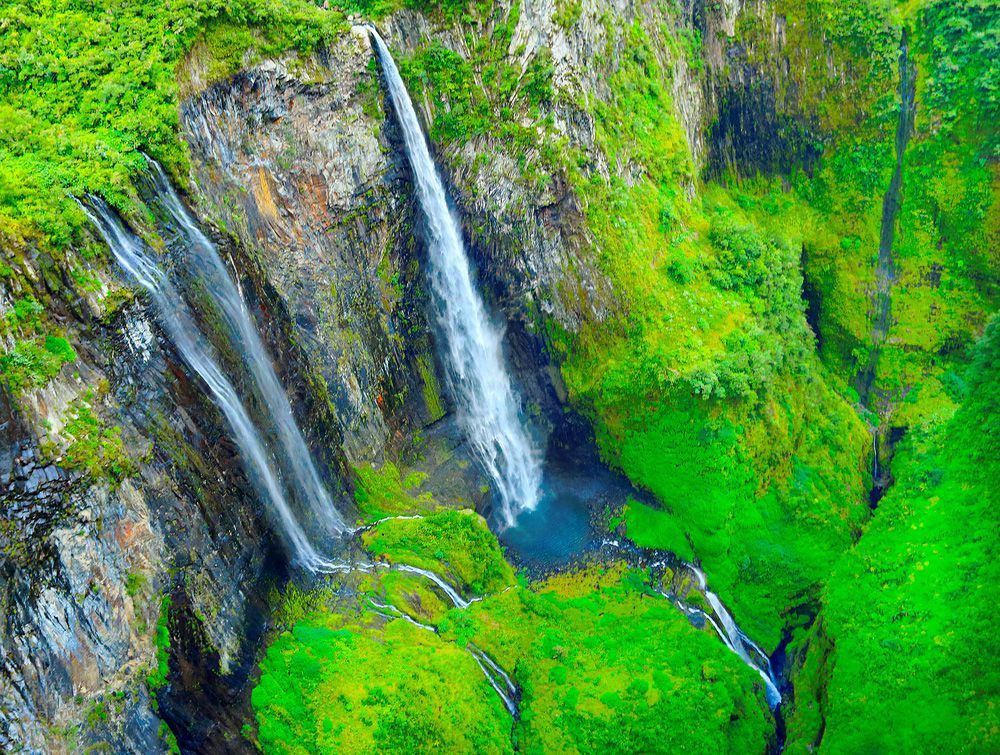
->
[688,565,782,707]
[370,29,541,528]
[82,198,341,572]
[144,157,346,538]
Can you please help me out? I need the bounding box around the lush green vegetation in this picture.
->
[147,595,173,693]
[787,320,1000,751]
[0,335,76,394]
[875,0,999,425]
[363,510,514,595]
[445,567,773,753]
[255,485,771,753]
[531,16,871,646]
[2,0,997,750]
[0,0,344,263]
[255,2,997,751]
[394,0,555,162]
[353,461,438,522]
[254,561,773,754]
[51,390,139,483]
[253,616,512,753]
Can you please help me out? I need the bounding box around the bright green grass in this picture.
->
[0,0,344,260]
[253,616,512,754]
[363,510,514,595]
[353,461,438,523]
[440,566,773,754]
[622,497,695,562]
[786,318,1000,752]
[254,565,773,755]
[0,336,76,394]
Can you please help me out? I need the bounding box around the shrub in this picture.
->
[0,336,76,394]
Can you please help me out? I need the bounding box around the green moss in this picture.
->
[146,595,172,693]
[353,461,438,522]
[54,391,138,484]
[394,2,553,155]
[85,699,109,729]
[379,570,451,624]
[415,354,445,422]
[622,497,694,562]
[440,567,773,753]
[252,617,511,754]
[125,572,147,598]
[553,0,582,31]
[158,721,181,754]
[363,510,514,595]
[0,0,345,262]
[0,335,76,394]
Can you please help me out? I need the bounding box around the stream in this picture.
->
[860,32,917,509]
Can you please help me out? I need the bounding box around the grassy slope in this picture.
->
[787,320,1000,752]
[780,3,1000,749]
[448,568,773,754]
[254,511,773,754]
[254,616,513,754]
[539,15,873,647]
[0,0,343,250]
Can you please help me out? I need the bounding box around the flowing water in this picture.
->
[370,29,542,528]
[857,33,916,408]
[468,646,519,716]
[81,199,342,572]
[143,157,346,539]
[688,566,782,707]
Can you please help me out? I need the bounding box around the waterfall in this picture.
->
[142,157,346,538]
[689,566,782,707]
[80,198,341,573]
[369,29,542,528]
[856,32,916,406]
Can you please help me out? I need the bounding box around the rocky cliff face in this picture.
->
[0,273,288,751]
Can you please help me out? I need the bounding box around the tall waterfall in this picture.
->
[142,157,345,537]
[81,198,341,572]
[370,29,541,527]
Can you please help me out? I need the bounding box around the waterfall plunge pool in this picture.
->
[491,442,636,572]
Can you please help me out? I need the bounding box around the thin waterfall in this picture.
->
[142,157,346,537]
[80,198,340,573]
[689,566,782,707]
[369,29,542,528]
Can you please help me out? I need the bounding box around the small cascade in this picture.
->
[600,538,782,707]
[81,199,341,573]
[856,32,917,406]
[369,28,542,528]
[143,157,346,539]
[468,646,519,717]
[686,566,782,708]
[873,431,879,482]
[870,430,882,507]
[386,563,470,608]
[365,563,519,716]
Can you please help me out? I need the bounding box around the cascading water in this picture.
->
[80,198,341,573]
[688,566,782,707]
[142,157,346,538]
[369,29,542,528]
[604,537,782,707]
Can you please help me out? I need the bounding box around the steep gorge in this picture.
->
[0,0,996,752]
